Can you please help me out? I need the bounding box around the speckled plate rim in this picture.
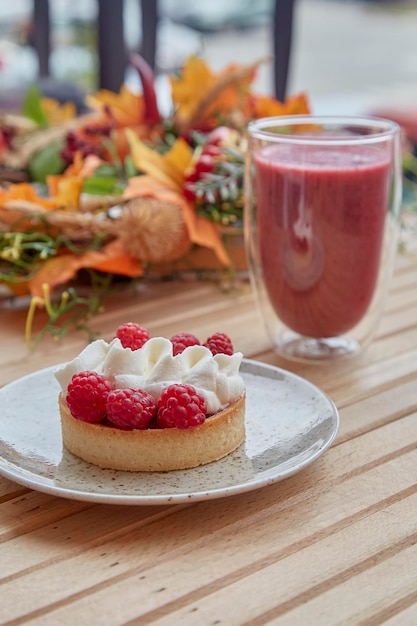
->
[0,359,339,505]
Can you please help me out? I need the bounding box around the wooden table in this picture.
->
[1,253,417,625]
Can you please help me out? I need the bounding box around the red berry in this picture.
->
[157,384,206,429]
[183,185,196,202]
[83,124,101,136]
[60,147,74,165]
[184,168,200,183]
[66,131,79,150]
[66,371,112,423]
[170,332,200,355]
[202,143,222,157]
[206,126,231,145]
[106,388,156,429]
[115,323,150,350]
[204,332,234,356]
[194,154,215,175]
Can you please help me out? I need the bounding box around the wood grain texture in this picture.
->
[1,257,417,625]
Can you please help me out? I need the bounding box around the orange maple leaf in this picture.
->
[170,56,259,132]
[41,97,77,125]
[29,241,143,298]
[47,154,105,207]
[126,131,193,190]
[86,84,146,128]
[0,183,58,210]
[85,85,155,160]
[248,92,310,119]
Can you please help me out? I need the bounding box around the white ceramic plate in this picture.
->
[0,360,339,505]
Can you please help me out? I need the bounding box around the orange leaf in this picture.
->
[86,84,145,128]
[180,201,230,267]
[54,176,83,209]
[86,240,144,276]
[0,279,31,297]
[0,183,57,209]
[170,56,259,131]
[170,56,215,122]
[248,92,310,119]
[70,153,104,178]
[123,176,230,266]
[284,92,311,115]
[41,97,77,125]
[47,154,104,205]
[29,242,143,298]
[113,124,150,161]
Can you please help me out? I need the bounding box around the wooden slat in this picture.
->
[1,254,417,624]
[138,496,417,626]
[12,449,417,624]
[378,603,417,626]
[2,415,417,623]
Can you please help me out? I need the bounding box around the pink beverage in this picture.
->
[255,143,391,338]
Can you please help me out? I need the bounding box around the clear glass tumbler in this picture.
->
[244,116,402,362]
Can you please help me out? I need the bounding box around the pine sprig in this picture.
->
[0,228,107,284]
[192,147,245,226]
[0,231,59,282]
[0,228,114,346]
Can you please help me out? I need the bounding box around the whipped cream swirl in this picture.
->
[55,337,245,414]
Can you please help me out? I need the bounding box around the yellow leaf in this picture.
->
[86,84,145,128]
[126,130,193,189]
[41,97,77,125]
[250,92,310,119]
[54,177,83,209]
[170,56,215,121]
[47,154,103,204]
[170,56,260,131]
[164,138,194,179]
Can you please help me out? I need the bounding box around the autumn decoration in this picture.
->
[0,54,310,343]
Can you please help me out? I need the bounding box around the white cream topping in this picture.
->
[55,336,245,414]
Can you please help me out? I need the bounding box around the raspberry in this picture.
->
[157,384,206,429]
[106,388,156,430]
[115,323,150,350]
[204,332,234,356]
[66,371,112,423]
[170,332,200,355]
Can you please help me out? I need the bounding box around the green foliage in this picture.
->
[82,176,124,196]
[21,84,49,128]
[28,141,66,183]
[26,276,112,349]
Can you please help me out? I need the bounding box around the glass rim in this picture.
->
[248,115,401,145]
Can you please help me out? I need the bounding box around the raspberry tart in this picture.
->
[55,325,246,471]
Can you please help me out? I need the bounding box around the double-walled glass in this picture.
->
[244,116,402,362]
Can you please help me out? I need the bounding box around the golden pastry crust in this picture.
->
[59,393,245,472]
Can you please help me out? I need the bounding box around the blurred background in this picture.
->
[0,0,416,117]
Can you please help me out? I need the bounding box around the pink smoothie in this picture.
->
[255,143,391,338]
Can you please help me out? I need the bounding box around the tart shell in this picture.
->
[59,393,246,472]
